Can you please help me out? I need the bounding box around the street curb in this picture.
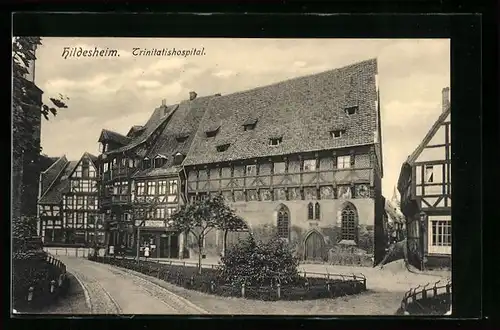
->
[109,265,208,314]
[70,271,92,313]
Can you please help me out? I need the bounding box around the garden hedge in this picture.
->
[90,255,367,301]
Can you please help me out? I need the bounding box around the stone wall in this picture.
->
[200,198,377,264]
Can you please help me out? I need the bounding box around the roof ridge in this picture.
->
[39,156,69,201]
[207,58,377,101]
[108,105,178,155]
[406,105,451,165]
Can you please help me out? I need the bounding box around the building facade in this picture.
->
[182,59,386,264]
[38,152,103,246]
[397,87,451,270]
[96,94,213,257]
[96,58,388,265]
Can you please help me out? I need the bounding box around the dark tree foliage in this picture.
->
[218,234,300,286]
[12,36,68,158]
[170,194,247,274]
[12,37,68,258]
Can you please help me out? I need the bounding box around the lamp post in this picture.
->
[419,211,427,271]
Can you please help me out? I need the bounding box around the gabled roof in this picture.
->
[40,155,68,198]
[85,152,98,167]
[183,58,379,166]
[39,155,59,172]
[38,160,78,205]
[126,125,145,137]
[133,96,214,178]
[98,129,131,145]
[405,105,451,166]
[38,152,97,205]
[107,104,178,155]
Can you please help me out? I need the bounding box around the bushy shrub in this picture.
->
[218,234,300,286]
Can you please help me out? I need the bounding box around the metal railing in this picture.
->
[399,279,452,315]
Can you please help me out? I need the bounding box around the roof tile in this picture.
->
[183,58,379,166]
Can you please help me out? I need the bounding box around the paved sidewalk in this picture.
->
[56,256,207,314]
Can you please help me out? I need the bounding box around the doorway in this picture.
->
[304,231,324,261]
[159,234,179,258]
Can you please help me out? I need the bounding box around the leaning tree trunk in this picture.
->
[377,238,408,267]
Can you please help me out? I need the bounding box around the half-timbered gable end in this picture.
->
[397,87,451,269]
[38,152,103,246]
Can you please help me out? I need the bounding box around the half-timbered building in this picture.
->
[182,59,387,265]
[397,87,451,270]
[38,152,103,246]
[96,95,213,257]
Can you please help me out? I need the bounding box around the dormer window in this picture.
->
[173,152,185,165]
[242,118,258,131]
[331,130,346,139]
[269,137,283,146]
[142,158,151,169]
[216,144,230,152]
[344,106,358,116]
[205,125,220,138]
[154,155,167,168]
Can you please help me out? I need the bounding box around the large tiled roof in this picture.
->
[183,58,379,166]
[40,155,68,198]
[38,160,78,205]
[107,104,178,155]
[133,96,213,178]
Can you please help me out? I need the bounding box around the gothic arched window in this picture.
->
[341,203,358,241]
[315,202,321,220]
[307,202,314,220]
[277,205,290,239]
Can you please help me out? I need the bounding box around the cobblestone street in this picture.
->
[52,256,207,314]
[37,255,450,315]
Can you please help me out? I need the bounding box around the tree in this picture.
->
[12,37,68,157]
[170,194,247,274]
[12,37,68,221]
[219,234,300,286]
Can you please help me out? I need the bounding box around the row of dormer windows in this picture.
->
[206,107,358,139]
[214,130,349,153]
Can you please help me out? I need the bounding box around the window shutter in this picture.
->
[350,150,355,167]
[332,153,337,169]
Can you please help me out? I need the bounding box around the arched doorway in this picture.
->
[304,231,325,261]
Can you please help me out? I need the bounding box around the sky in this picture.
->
[34,38,450,199]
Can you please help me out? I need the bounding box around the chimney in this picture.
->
[441,87,450,113]
[161,99,166,107]
[189,91,197,101]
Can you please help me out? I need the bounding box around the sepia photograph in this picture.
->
[12,37,452,316]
